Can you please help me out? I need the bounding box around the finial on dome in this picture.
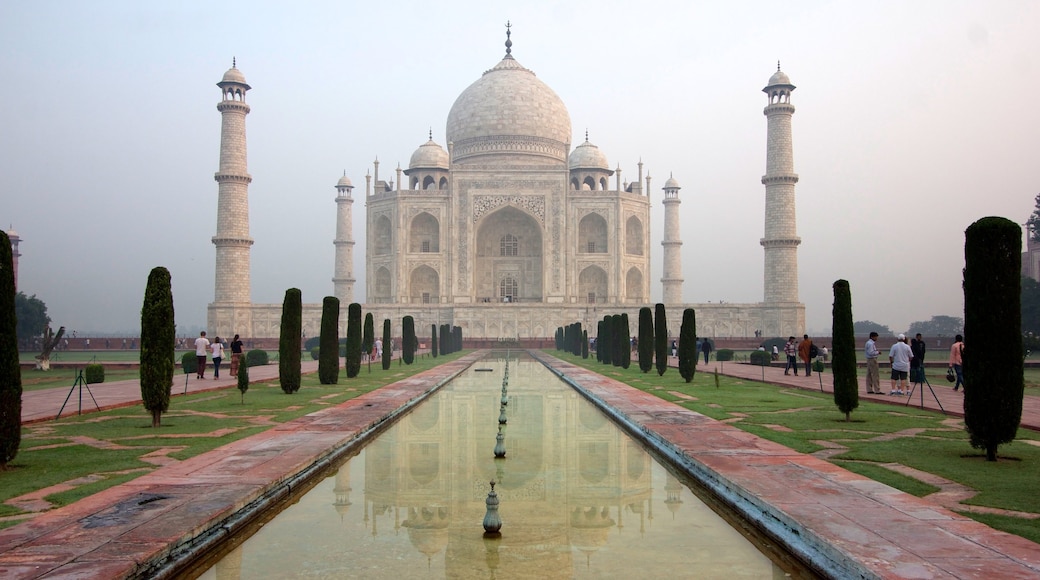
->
[233,57,237,69]
[505,21,512,56]
[585,129,589,142]
[777,60,781,71]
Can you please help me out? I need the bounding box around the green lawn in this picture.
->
[1,352,465,528]
[556,351,1040,544]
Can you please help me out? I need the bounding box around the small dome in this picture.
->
[409,139,449,170]
[569,139,609,171]
[336,174,353,188]
[767,70,790,86]
[221,66,247,85]
[5,227,18,238]
[664,175,681,190]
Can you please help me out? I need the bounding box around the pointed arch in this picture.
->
[578,213,608,254]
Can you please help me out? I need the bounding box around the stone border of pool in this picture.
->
[532,351,1040,579]
[2,350,1039,578]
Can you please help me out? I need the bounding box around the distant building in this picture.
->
[1023,227,1040,282]
[206,29,805,340]
[6,227,20,290]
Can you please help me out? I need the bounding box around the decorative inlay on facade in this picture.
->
[458,192,469,291]
[551,194,561,291]
[452,135,567,162]
[472,195,545,224]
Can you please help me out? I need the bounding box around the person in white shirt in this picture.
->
[195,331,211,380]
[211,337,225,379]
[888,333,914,396]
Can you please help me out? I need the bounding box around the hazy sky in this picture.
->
[2,1,1037,337]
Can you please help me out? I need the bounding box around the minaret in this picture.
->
[212,59,254,310]
[333,172,356,303]
[760,63,800,303]
[661,174,684,303]
[6,227,20,291]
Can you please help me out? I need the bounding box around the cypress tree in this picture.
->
[582,329,589,359]
[595,320,603,363]
[638,306,653,373]
[431,324,438,358]
[453,326,462,352]
[345,303,362,378]
[318,296,340,384]
[0,231,22,466]
[601,316,612,365]
[654,303,668,376]
[620,313,631,369]
[140,266,175,428]
[362,312,375,364]
[236,353,249,403]
[573,322,583,356]
[678,308,697,383]
[279,288,302,393]
[607,315,624,370]
[381,319,392,370]
[964,217,1023,461]
[402,316,416,364]
[831,280,858,421]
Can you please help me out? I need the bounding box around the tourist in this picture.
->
[375,337,383,359]
[798,334,814,376]
[864,332,881,394]
[195,331,210,379]
[948,334,965,392]
[784,336,798,375]
[700,339,712,364]
[771,344,779,361]
[211,337,224,379]
[888,333,913,395]
[229,334,244,378]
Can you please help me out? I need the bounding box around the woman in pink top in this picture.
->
[948,334,964,391]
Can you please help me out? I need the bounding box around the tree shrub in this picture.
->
[760,337,786,353]
[0,230,22,467]
[678,308,697,382]
[620,313,631,369]
[600,316,612,365]
[318,296,340,384]
[278,288,302,394]
[431,324,438,358]
[85,363,105,384]
[236,355,249,403]
[382,319,392,370]
[832,279,859,422]
[345,303,362,378]
[181,351,197,374]
[402,316,416,364]
[749,350,771,366]
[310,347,320,360]
[245,349,268,367]
[964,217,1023,461]
[812,359,825,373]
[654,304,668,376]
[715,349,734,362]
[582,329,589,359]
[140,266,175,428]
[303,336,321,351]
[362,313,375,360]
[637,307,653,373]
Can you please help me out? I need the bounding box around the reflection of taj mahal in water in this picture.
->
[205,357,779,577]
[206,27,805,340]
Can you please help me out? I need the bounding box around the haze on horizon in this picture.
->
[2,1,1036,338]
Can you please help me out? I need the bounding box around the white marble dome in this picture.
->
[766,69,791,87]
[569,139,609,171]
[221,66,247,85]
[446,55,571,162]
[664,175,681,189]
[409,138,449,170]
[336,174,353,188]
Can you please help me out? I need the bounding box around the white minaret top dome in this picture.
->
[568,138,609,170]
[664,175,681,189]
[336,174,353,188]
[446,24,571,163]
[409,137,450,170]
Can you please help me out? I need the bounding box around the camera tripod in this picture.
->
[57,368,101,419]
[904,364,946,414]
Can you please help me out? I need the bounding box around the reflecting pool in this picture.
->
[196,354,809,578]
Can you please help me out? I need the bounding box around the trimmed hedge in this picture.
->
[180,352,197,374]
[245,349,269,367]
[715,349,734,362]
[749,350,771,366]
[310,347,320,360]
[84,364,105,384]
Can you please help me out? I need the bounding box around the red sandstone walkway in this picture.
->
[687,357,1040,431]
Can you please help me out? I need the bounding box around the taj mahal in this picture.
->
[206,28,805,341]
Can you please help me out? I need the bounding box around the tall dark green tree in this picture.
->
[431,324,438,358]
[620,313,631,369]
[345,303,362,378]
[1026,192,1040,243]
[582,329,589,359]
[0,231,22,466]
[678,308,697,382]
[381,319,392,370]
[654,303,668,376]
[279,288,303,393]
[611,314,624,367]
[236,352,250,403]
[964,217,1024,461]
[362,312,375,364]
[595,320,604,363]
[140,267,175,428]
[831,280,859,421]
[600,316,612,365]
[318,296,340,384]
[402,316,416,364]
[637,307,653,373]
